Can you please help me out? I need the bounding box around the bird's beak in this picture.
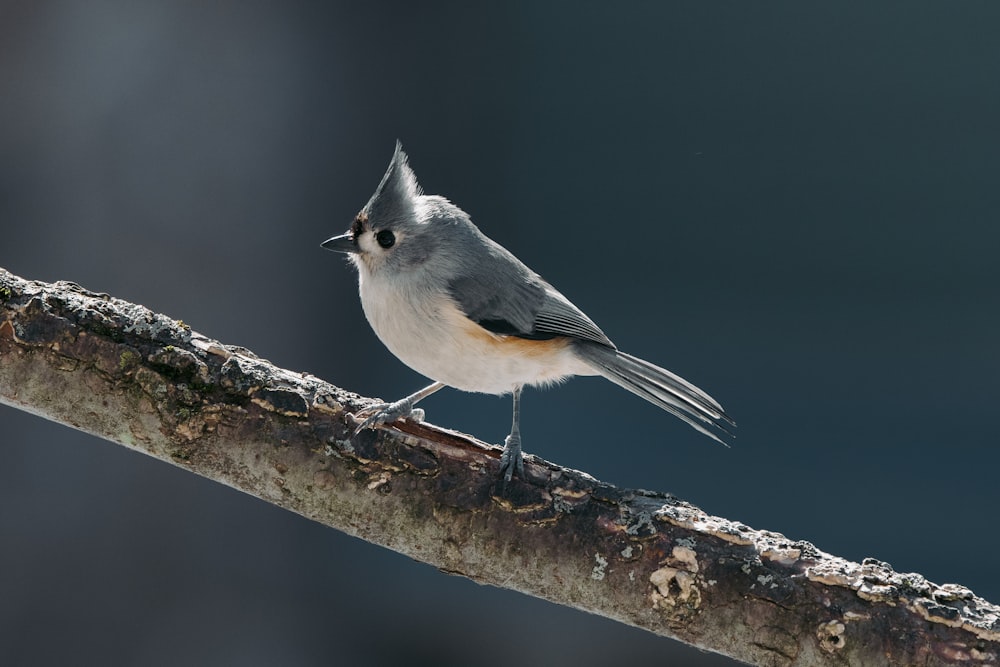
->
[321,233,357,254]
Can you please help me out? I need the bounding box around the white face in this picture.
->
[356,228,391,254]
[352,225,405,276]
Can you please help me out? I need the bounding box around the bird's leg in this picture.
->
[354,381,445,434]
[499,385,525,483]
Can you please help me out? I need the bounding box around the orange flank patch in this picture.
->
[490,334,571,358]
[451,309,570,356]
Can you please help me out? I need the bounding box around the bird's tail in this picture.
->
[574,343,735,445]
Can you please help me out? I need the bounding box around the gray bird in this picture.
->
[323,143,733,481]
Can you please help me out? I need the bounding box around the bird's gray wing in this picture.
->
[532,285,615,347]
[446,248,614,348]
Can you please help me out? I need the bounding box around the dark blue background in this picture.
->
[2,3,998,665]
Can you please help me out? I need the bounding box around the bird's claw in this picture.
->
[499,432,524,484]
[353,399,424,435]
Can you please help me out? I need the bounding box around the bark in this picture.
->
[1,266,998,666]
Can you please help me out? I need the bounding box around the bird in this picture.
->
[322,142,733,482]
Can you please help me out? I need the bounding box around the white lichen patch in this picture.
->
[760,545,802,565]
[190,333,231,359]
[805,559,855,587]
[650,567,677,596]
[858,581,899,604]
[669,545,699,573]
[650,566,701,611]
[592,553,608,581]
[817,619,846,653]
[843,611,870,621]
[366,471,391,491]
[649,544,703,615]
[934,583,975,603]
[625,511,656,536]
[654,503,754,546]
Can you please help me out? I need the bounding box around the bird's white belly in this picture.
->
[359,277,593,394]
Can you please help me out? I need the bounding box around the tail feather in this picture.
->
[575,343,734,445]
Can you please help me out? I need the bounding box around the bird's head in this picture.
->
[323,142,448,279]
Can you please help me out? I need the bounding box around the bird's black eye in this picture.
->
[375,230,396,248]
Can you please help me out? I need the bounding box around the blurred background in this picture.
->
[2,2,998,665]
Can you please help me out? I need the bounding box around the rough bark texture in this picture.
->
[1,266,998,666]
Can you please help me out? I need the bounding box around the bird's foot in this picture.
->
[499,432,524,484]
[354,398,425,434]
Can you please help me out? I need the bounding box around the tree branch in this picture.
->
[1,266,997,666]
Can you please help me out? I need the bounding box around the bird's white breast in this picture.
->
[357,271,594,395]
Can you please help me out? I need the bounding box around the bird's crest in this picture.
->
[362,141,423,225]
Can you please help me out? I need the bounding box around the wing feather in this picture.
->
[446,245,613,348]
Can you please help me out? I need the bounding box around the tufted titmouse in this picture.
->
[323,143,733,481]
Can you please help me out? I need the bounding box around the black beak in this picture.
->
[321,233,357,254]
